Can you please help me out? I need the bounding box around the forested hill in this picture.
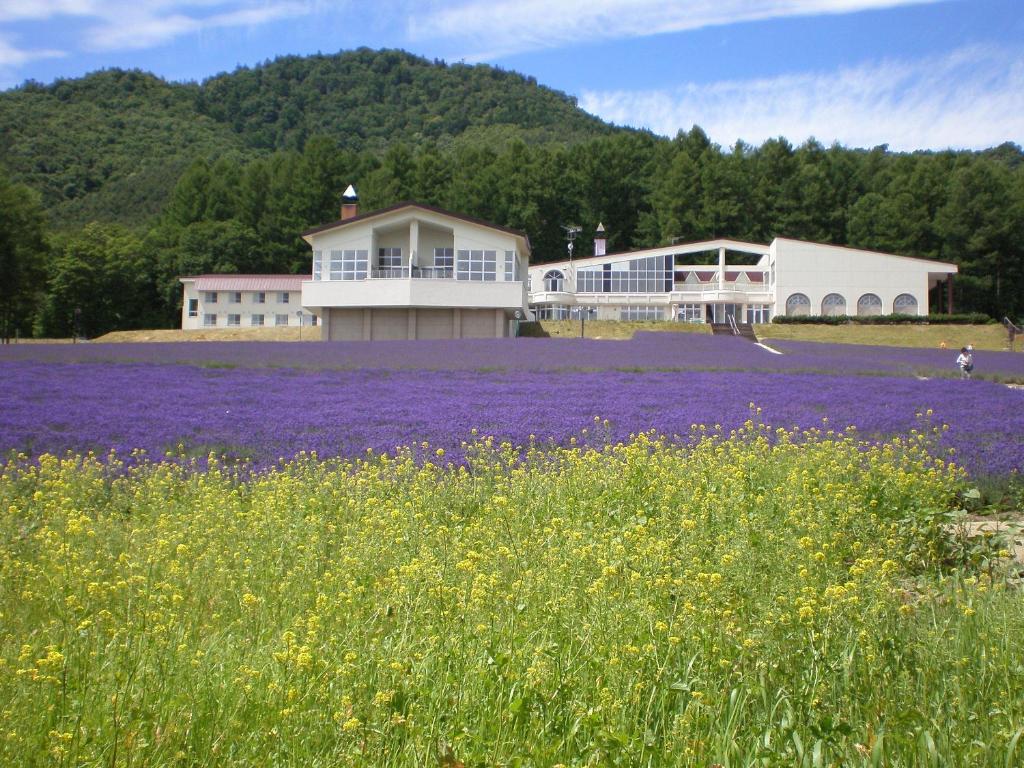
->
[0,48,612,229]
[1,47,1023,339]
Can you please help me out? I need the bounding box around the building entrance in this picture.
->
[708,303,742,324]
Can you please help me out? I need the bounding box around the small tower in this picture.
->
[340,184,358,220]
[594,222,607,257]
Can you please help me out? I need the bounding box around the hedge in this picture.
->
[771,313,994,326]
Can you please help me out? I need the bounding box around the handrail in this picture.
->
[727,314,740,335]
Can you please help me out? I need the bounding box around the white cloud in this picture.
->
[0,2,316,54]
[0,35,64,67]
[82,2,312,52]
[579,46,1024,151]
[409,0,943,60]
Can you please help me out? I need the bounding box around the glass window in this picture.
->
[678,303,703,323]
[857,293,883,317]
[275,314,289,326]
[543,270,565,292]
[187,298,198,317]
[746,304,771,324]
[227,314,241,326]
[229,292,241,304]
[535,305,571,320]
[279,292,290,303]
[378,247,402,268]
[256,292,266,304]
[313,251,322,281]
[621,306,664,321]
[434,247,454,268]
[250,314,264,326]
[203,313,217,327]
[577,266,603,292]
[204,291,218,303]
[329,250,368,280]
[893,293,918,314]
[505,251,518,282]
[456,250,497,281]
[786,293,811,317]
[821,293,846,316]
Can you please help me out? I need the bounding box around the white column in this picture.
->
[718,247,726,290]
[409,220,420,275]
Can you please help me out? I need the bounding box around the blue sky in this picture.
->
[1,0,1022,151]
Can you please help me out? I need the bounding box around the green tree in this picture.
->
[0,172,48,341]
[41,222,153,337]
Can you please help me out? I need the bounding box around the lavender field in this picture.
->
[2,335,1022,479]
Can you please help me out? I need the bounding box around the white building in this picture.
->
[179,275,311,329]
[528,231,958,324]
[301,192,530,341]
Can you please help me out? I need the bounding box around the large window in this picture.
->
[821,293,846,317]
[204,291,218,303]
[678,303,703,323]
[577,255,672,293]
[534,305,571,320]
[230,292,242,304]
[203,313,217,327]
[279,292,290,304]
[893,293,918,315]
[329,250,369,280]
[434,247,454,268]
[227,314,241,326]
[378,247,402,268]
[250,314,264,326]
[313,251,322,280]
[621,306,664,321]
[275,314,289,326]
[857,293,883,317]
[255,292,266,304]
[786,293,811,317]
[505,251,519,282]
[456,250,497,281]
[543,270,565,292]
[187,298,198,317]
[746,304,771,324]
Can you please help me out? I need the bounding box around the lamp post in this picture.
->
[513,310,521,338]
[296,310,303,341]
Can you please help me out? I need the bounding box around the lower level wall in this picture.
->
[322,307,508,341]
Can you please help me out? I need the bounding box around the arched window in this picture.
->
[821,293,846,317]
[893,293,918,315]
[786,293,811,317]
[857,293,883,317]
[543,270,565,292]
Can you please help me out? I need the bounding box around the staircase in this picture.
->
[710,322,758,342]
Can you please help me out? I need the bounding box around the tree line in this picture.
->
[3,127,1023,340]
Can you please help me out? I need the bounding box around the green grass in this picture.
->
[757,323,1015,351]
[2,426,1023,766]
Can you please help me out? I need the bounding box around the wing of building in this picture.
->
[179,275,309,329]
[301,200,531,340]
[527,235,958,324]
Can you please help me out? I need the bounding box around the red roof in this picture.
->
[181,275,305,291]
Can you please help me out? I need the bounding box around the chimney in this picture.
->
[594,222,606,257]
[340,184,358,220]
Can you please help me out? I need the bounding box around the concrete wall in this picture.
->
[771,239,932,316]
[181,283,301,329]
[321,307,508,341]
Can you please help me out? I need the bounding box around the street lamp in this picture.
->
[513,310,521,338]
[296,310,303,341]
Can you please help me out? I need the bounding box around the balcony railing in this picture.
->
[371,266,457,279]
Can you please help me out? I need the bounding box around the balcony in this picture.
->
[303,274,527,311]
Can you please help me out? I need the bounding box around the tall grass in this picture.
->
[2,422,1022,766]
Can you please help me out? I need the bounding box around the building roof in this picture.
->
[301,201,531,249]
[180,275,306,291]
